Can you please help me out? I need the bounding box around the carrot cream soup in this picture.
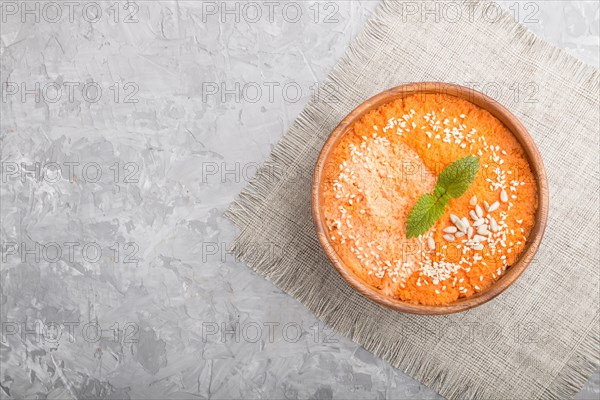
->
[322,93,538,306]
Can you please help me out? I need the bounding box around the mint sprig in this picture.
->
[406,156,479,238]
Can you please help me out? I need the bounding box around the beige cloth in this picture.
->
[225,1,600,398]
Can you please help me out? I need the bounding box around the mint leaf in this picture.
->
[405,156,479,238]
[433,185,446,199]
[405,193,447,238]
[438,193,450,207]
[435,156,480,198]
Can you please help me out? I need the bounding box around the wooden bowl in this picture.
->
[312,82,549,315]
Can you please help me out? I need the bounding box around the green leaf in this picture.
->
[405,193,447,238]
[438,193,451,207]
[435,155,480,198]
[404,156,479,239]
[433,185,446,199]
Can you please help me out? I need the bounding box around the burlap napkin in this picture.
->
[225,1,599,398]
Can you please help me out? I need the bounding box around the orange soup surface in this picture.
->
[322,93,538,306]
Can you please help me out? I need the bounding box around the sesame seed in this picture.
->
[443,234,455,242]
[475,205,483,218]
[477,227,491,236]
[427,237,436,251]
[454,219,467,232]
[487,201,500,212]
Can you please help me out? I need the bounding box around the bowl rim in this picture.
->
[311,82,549,315]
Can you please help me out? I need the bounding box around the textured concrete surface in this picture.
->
[0,1,598,399]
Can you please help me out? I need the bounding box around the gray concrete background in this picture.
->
[0,1,598,399]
